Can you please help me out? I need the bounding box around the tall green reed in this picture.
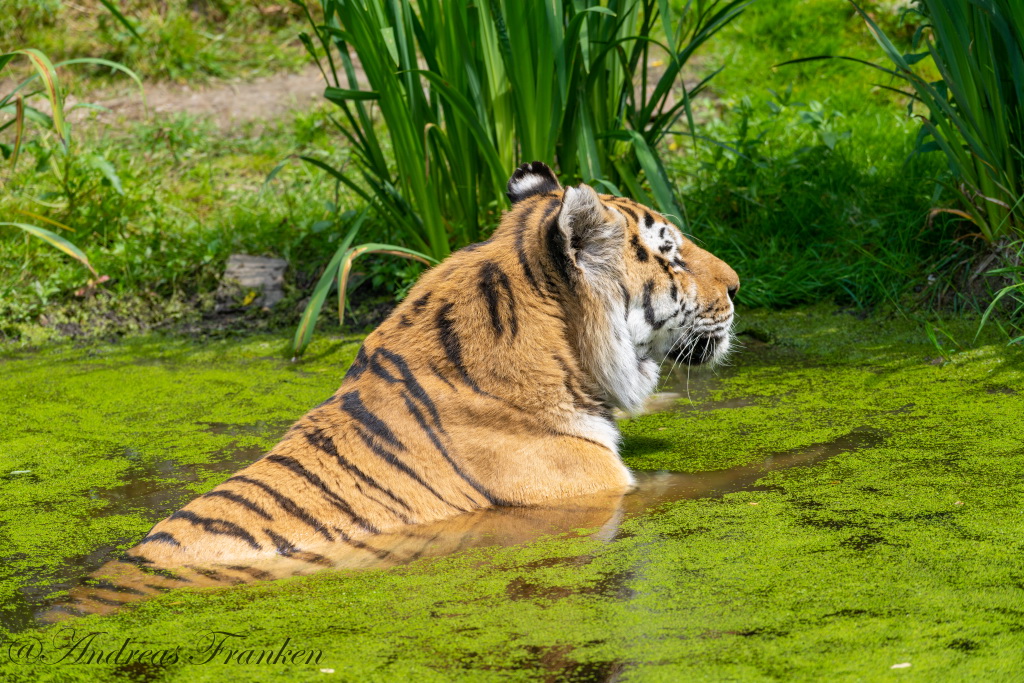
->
[293,0,750,261]
[285,0,749,356]
[289,209,438,359]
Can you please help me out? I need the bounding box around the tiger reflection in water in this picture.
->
[50,162,738,619]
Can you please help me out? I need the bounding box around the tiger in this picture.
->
[47,161,739,619]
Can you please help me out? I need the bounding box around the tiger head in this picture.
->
[506,161,740,413]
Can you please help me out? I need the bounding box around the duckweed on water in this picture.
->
[1,306,1023,681]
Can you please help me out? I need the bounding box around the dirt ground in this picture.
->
[54,57,701,130]
[66,64,338,128]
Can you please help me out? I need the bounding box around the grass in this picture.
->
[1,0,310,82]
[676,89,946,309]
[845,0,1024,245]
[1,46,103,279]
[295,0,749,263]
[665,0,956,311]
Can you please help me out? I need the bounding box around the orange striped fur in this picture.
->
[51,162,738,619]
[133,161,738,564]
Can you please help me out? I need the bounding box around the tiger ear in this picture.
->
[506,161,561,204]
[556,183,624,275]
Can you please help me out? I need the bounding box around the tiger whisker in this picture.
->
[658,319,698,391]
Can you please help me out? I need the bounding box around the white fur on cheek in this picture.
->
[626,308,651,347]
[580,294,659,415]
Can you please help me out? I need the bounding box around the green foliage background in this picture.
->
[1,0,1021,344]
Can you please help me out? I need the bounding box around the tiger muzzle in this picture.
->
[671,332,724,366]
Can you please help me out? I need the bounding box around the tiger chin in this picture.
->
[51,162,738,619]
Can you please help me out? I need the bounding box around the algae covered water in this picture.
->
[0,307,1022,680]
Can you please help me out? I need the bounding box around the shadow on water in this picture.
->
[91,421,293,522]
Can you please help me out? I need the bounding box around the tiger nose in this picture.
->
[720,263,740,302]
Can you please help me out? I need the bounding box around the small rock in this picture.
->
[216,254,287,311]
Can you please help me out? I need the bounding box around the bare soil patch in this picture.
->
[67,65,338,129]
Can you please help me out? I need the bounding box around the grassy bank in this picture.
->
[0,106,362,339]
[1,0,1016,348]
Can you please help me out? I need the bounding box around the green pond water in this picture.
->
[0,306,1022,681]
